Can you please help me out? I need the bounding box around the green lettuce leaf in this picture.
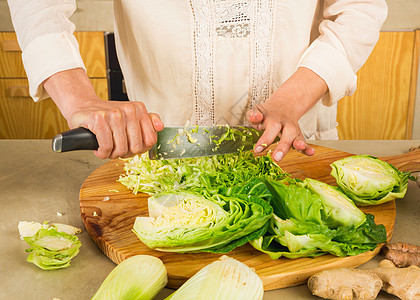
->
[133,192,273,253]
[250,180,387,258]
[23,228,81,270]
[330,155,412,205]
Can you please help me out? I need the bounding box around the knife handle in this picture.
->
[52,127,99,152]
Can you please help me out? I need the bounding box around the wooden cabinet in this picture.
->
[1,31,418,140]
[337,31,419,140]
[0,32,108,139]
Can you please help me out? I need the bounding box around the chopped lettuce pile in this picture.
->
[330,155,412,205]
[118,151,289,196]
[119,152,403,259]
[18,221,82,270]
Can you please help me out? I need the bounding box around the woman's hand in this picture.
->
[68,99,164,159]
[44,68,164,159]
[247,67,328,162]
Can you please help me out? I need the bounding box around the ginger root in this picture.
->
[381,243,420,267]
[307,260,420,300]
[307,268,382,300]
[370,259,420,300]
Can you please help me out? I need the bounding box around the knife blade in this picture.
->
[149,125,262,159]
[51,125,265,159]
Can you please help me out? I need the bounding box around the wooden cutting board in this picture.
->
[79,145,420,291]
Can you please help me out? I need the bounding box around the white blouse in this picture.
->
[7,0,388,139]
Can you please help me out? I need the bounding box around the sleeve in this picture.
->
[7,0,86,101]
[297,0,388,106]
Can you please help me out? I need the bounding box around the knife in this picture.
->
[51,125,265,159]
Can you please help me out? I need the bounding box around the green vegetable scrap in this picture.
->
[250,179,387,259]
[118,151,289,196]
[91,255,167,300]
[330,155,413,205]
[133,191,273,253]
[18,221,82,270]
[165,256,264,300]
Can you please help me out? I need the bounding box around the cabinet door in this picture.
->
[0,78,108,139]
[0,32,106,78]
[0,32,27,78]
[337,31,418,140]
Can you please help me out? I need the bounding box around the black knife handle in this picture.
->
[52,127,99,152]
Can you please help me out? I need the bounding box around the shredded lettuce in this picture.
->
[118,151,290,196]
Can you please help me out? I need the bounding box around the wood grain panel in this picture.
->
[79,145,420,291]
[0,78,108,139]
[74,32,106,78]
[0,32,27,78]
[0,32,106,78]
[337,31,416,140]
[406,30,420,139]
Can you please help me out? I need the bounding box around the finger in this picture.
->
[108,109,128,158]
[272,124,298,162]
[123,104,143,156]
[247,108,264,125]
[89,112,113,159]
[304,145,315,156]
[149,113,164,132]
[292,136,315,156]
[254,121,282,154]
[136,104,158,150]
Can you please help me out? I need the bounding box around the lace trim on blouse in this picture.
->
[188,0,275,125]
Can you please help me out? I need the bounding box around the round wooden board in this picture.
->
[79,144,420,291]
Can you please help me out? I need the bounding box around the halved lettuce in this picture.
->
[250,180,387,259]
[330,155,412,205]
[133,191,272,253]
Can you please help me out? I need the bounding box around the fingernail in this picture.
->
[296,141,305,148]
[274,151,283,162]
[255,146,264,153]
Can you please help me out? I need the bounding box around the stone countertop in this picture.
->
[0,140,419,300]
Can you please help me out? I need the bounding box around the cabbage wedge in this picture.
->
[133,191,272,253]
[250,180,387,259]
[330,155,412,205]
[165,256,263,300]
[91,255,167,300]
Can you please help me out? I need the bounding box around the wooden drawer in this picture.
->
[0,32,106,78]
[0,78,108,139]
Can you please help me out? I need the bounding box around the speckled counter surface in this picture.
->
[0,140,419,300]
